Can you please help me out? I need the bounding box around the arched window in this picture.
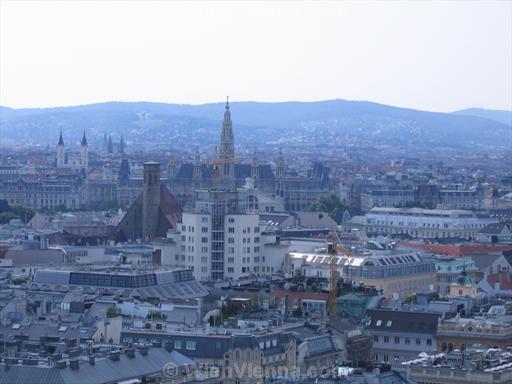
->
[235,350,241,361]
[245,350,251,361]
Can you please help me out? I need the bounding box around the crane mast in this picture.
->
[328,231,352,319]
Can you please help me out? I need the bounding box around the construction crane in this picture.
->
[204,157,241,185]
[327,231,352,319]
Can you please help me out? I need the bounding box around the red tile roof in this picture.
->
[487,272,512,291]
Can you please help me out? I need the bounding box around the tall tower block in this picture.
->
[142,161,161,241]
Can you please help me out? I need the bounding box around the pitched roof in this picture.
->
[158,185,182,235]
[479,222,512,235]
[486,272,512,291]
[366,309,440,334]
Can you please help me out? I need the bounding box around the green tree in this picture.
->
[106,305,120,318]
[309,193,350,224]
[0,200,34,224]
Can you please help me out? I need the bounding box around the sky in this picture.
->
[0,0,511,112]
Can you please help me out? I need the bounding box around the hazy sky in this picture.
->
[1,1,511,112]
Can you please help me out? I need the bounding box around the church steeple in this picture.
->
[58,131,64,146]
[81,131,87,146]
[218,96,235,159]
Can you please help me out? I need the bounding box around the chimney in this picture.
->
[89,356,95,365]
[69,359,79,370]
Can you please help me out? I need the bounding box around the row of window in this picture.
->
[373,335,432,346]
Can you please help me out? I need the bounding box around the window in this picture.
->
[254,247,259,253]
[229,218,235,223]
[426,339,432,346]
[174,340,182,349]
[376,320,382,326]
[201,237,208,243]
[383,354,388,362]
[373,335,379,342]
[186,341,197,350]
[386,320,392,327]
[227,267,234,273]
[254,237,260,243]
[394,337,400,344]
[384,336,389,343]
[228,227,235,233]
[201,227,208,233]
[415,338,421,345]
[254,227,259,233]
[405,338,410,345]
[228,238,234,244]
[202,217,208,223]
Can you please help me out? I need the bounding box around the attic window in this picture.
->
[386,321,393,327]
[11,323,21,330]
[376,320,382,326]
[58,326,68,332]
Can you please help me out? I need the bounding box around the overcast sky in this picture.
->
[0,1,511,112]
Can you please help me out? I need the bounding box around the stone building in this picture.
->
[116,161,182,242]
[56,131,89,171]
[168,99,333,211]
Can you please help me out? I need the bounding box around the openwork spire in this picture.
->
[218,96,235,159]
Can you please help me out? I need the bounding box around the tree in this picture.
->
[0,200,34,224]
[309,193,350,224]
[106,305,120,318]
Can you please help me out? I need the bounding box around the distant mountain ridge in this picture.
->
[0,99,510,148]
[452,107,512,126]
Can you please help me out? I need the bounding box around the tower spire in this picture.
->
[58,131,64,146]
[81,131,87,146]
[218,96,234,159]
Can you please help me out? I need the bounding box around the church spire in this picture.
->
[81,131,88,146]
[58,131,64,146]
[218,96,234,159]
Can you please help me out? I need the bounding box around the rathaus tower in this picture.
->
[218,97,235,159]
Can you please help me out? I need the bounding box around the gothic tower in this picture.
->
[80,131,88,170]
[118,136,125,154]
[217,97,235,183]
[108,134,113,154]
[218,97,235,159]
[142,161,161,241]
[118,158,130,187]
[56,131,65,167]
